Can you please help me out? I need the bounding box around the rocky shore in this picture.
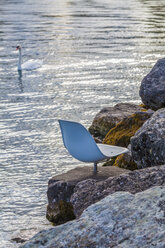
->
[20,58,165,247]
[20,185,165,248]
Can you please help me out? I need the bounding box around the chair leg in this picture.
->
[94,162,97,174]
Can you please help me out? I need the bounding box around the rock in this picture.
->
[89,103,146,140]
[71,165,165,217]
[140,58,165,110]
[102,145,138,170]
[46,179,76,225]
[131,108,165,168]
[102,111,152,170]
[102,157,116,167]
[47,166,128,225]
[20,186,165,248]
[46,200,75,225]
[103,111,153,147]
[113,146,138,170]
[11,237,27,244]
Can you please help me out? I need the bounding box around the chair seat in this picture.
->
[97,143,128,158]
[58,119,129,173]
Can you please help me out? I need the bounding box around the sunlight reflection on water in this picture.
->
[0,0,165,246]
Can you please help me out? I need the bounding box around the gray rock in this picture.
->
[47,166,128,225]
[20,186,165,248]
[131,108,165,168]
[140,58,165,110]
[46,180,76,225]
[71,165,165,217]
[89,103,145,140]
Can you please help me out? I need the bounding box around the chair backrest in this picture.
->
[58,120,106,162]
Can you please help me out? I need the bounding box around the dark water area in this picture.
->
[0,0,165,246]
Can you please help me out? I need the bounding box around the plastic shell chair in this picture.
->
[58,120,128,174]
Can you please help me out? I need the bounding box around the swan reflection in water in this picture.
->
[17,69,24,93]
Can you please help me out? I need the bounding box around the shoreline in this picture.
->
[19,57,165,247]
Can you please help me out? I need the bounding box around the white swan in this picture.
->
[16,45,43,71]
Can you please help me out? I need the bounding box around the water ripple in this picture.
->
[0,0,165,247]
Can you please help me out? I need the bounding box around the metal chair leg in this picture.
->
[94,162,97,174]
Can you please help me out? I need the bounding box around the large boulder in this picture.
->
[46,166,128,225]
[71,165,165,217]
[20,186,165,248]
[131,108,165,168]
[140,58,165,110]
[89,103,146,140]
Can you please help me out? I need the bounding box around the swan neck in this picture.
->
[18,49,22,70]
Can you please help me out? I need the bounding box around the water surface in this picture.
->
[0,0,165,247]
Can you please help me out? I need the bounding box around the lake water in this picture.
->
[0,0,165,247]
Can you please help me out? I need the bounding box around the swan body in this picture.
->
[21,59,43,70]
[16,45,42,71]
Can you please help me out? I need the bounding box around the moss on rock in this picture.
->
[103,112,152,147]
[113,153,138,170]
[46,200,75,225]
[138,104,148,110]
[89,103,147,141]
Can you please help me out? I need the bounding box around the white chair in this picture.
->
[58,120,128,174]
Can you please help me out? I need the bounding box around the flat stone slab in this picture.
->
[49,165,129,184]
